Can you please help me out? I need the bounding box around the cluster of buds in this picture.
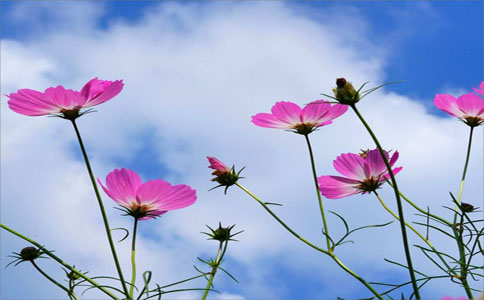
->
[207,157,244,194]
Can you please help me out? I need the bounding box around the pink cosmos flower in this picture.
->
[318,149,402,199]
[251,100,348,135]
[434,92,484,127]
[473,81,484,96]
[98,168,196,220]
[7,77,124,119]
[441,297,467,300]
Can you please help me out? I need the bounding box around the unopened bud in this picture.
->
[67,271,81,281]
[461,203,475,213]
[333,77,359,105]
[20,247,40,261]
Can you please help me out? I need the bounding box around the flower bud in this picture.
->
[333,78,359,105]
[203,223,243,242]
[67,271,81,280]
[20,247,40,261]
[461,202,475,213]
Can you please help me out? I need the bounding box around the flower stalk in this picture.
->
[350,104,420,299]
[235,182,383,299]
[129,218,139,299]
[200,241,226,300]
[71,119,130,298]
[304,134,331,251]
[31,260,80,300]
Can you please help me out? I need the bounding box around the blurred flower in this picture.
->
[7,77,123,120]
[207,157,243,193]
[318,149,402,199]
[441,297,467,300]
[98,168,196,220]
[473,81,484,97]
[434,93,484,127]
[251,100,347,135]
[332,77,359,105]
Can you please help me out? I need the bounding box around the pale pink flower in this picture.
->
[318,149,402,199]
[7,78,123,119]
[434,92,484,127]
[441,297,467,300]
[251,100,348,135]
[98,168,196,220]
[473,81,484,96]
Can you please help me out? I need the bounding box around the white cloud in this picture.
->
[1,1,482,299]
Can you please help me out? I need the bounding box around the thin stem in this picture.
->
[129,218,139,299]
[71,120,130,298]
[373,192,456,275]
[304,134,331,251]
[455,126,474,207]
[350,104,420,299]
[0,223,120,300]
[235,183,383,299]
[201,241,225,300]
[451,126,475,299]
[31,260,79,300]
[385,181,452,226]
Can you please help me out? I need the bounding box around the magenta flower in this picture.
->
[7,77,123,120]
[251,100,348,135]
[208,156,231,177]
[434,92,484,127]
[318,149,402,199]
[98,168,196,220]
[473,81,484,96]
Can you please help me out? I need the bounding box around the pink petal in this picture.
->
[100,168,143,206]
[83,79,124,107]
[364,149,389,178]
[318,175,360,199]
[434,94,463,118]
[456,93,484,117]
[154,184,197,211]
[270,101,303,125]
[7,89,60,116]
[333,153,367,180]
[301,100,331,123]
[251,113,293,129]
[473,81,484,96]
[137,180,196,211]
[207,156,229,172]
[382,166,403,181]
[43,86,84,109]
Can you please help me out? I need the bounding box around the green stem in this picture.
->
[455,126,474,208]
[71,120,130,298]
[455,213,474,299]
[235,183,383,299]
[129,218,139,299]
[304,134,331,251]
[451,126,475,299]
[385,181,452,226]
[201,241,225,300]
[374,192,456,275]
[0,223,120,300]
[31,260,79,300]
[350,104,420,299]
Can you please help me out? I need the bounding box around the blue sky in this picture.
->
[1,1,483,300]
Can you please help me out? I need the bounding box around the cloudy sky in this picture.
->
[1,1,483,299]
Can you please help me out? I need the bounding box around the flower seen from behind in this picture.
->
[7,77,124,120]
[98,168,196,220]
[251,100,347,135]
[318,149,402,199]
[434,92,484,127]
